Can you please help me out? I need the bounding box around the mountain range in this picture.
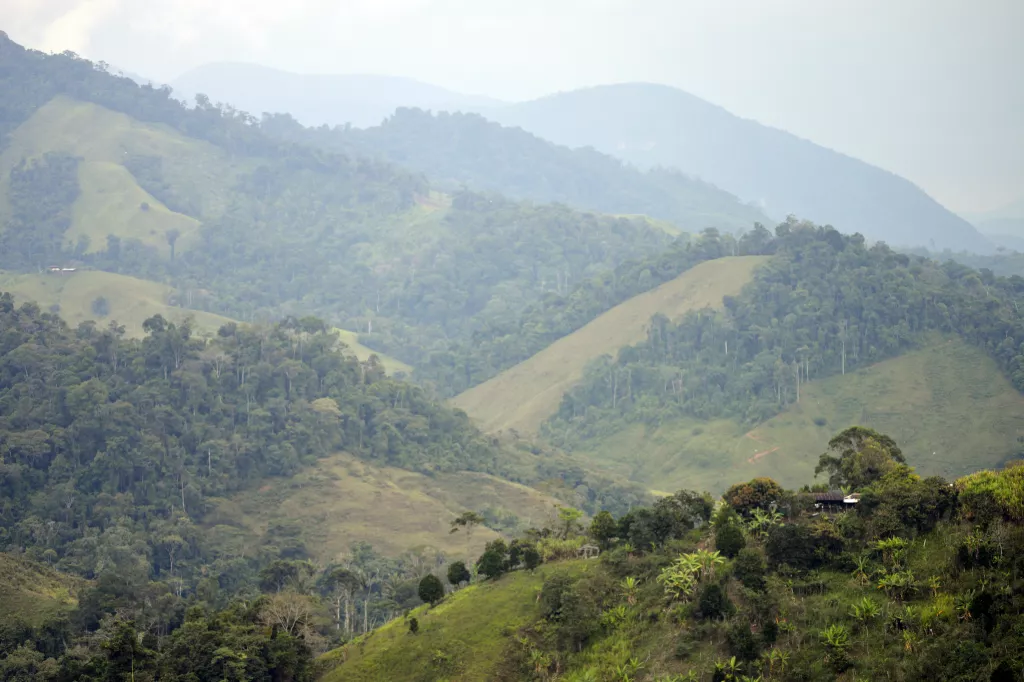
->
[169,63,989,252]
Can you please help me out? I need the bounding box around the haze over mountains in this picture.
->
[171,63,504,129]
[170,65,990,253]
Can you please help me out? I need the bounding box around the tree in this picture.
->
[476,539,508,580]
[815,426,905,489]
[408,617,419,634]
[418,574,444,604]
[557,506,584,539]
[91,295,110,317]
[588,510,617,549]
[165,227,181,260]
[723,477,784,517]
[523,545,541,570]
[449,511,484,553]
[447,561,470,588]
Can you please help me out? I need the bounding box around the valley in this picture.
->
[1,28,1023,682]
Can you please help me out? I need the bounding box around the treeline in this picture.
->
[545,218,1024,447]
[414,226,778,396]
[260,106,769,233]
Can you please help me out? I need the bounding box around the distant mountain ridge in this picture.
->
[485,83,991,253]
[171,64,988,252]
[171,62,505,128]
[261,106,771,233]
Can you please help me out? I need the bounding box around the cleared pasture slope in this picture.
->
[0,95,241,255]
[580,335,1024,493]
[204,451,563,563]
[320,560,592,682]
[0,269,233,338]
[452,256,769,435]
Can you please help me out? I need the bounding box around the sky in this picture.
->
[5,0,1023,214]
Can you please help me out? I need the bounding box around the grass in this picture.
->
[69,161,201,256]
[319,560,592,682]
[203,452,564,564]
[451,256,770,435]
[579,334,1024,493]
[0,95,243,256]
[0,269,234,338]
[335,328,411,376]
[0,553,85,628]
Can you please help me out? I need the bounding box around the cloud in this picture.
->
[38,0,120,53]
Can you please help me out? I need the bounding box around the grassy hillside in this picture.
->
[319,560,591,682]
[0,95,238,256]
[0,269,410,372]
[203,451,564,563]
[452,256,769,435]
[0,553,84,628]
[0,269,233,337]
[580,335,1024,493]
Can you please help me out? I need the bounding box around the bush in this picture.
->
[715,522,746,558]
[696,582,734,620]
[418,574,444,604]
[408,617,419,634]
[732,548,767,591]
[726,621,761,661]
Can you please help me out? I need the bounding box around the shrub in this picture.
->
[696,582,734,620]
[715,521,746,559]
[732,548,766,591]
[727,621,761,661]
[417,574,444,604]
[408,617,419,634]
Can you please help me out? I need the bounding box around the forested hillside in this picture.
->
[489,84,990,252]
[261,106,769,233]
[540,220,1024,484]
[0,294,647,678]
[0,34,673,369]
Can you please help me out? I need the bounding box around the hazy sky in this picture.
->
[5,0,1023,214]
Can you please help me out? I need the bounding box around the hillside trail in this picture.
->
[744,430,779,463]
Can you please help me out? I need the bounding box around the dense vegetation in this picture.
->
[324,430,1024,681]
[261,106,769,233]
[0,294,648,678]
[1,34,677,372]
[416,227,772,396]
[545,218,1024,449]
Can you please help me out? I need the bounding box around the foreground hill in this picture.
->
[171,63,504,129]
[452,255,768,435]
[319,560,592,682]
[264,107,770,233]
[319,458,1024,681]
[578,335,1024,493]
[488,83,990,252]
